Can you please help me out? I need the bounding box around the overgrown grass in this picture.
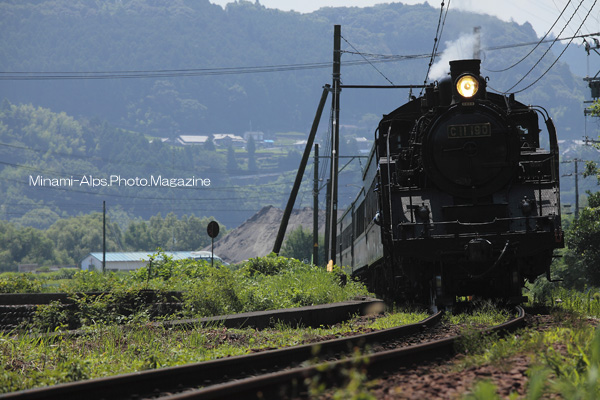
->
[311,301,599,399]
[6,253,371,332]
[457,322,600,399]
[452,298,600,400]
[444,301,512,328]
[547,287,600,318]
[0,311,425,393]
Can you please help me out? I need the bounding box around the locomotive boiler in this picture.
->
[337,59,563,310]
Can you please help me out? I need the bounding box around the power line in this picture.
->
[0,62,331,80]
[5,32,599,82]
[503,0,587,93]
[486,0,573,72]
[0,58,424,81]
[340,35,394,85]
[500,0,598,94]
[422,0,451,93]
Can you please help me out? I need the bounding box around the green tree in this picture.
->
[565,192,600,288]
[204,134,216,151]
[0,221,56,271]
[226,143,238,173]
[123,220,155,251]
[46,213,121,264]
[123,213,226,252]
[246,136,257,172]
[280,226,324,265]
[14,208,60,230]
[562,99,600,288]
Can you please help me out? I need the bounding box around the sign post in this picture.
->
[207,221,220,268]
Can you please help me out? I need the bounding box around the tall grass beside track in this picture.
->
[0,253,377,392]
[459,288,600,399]
[1,253,371,332]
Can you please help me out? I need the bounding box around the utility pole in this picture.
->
[324,178,331,263]
[562,159,586,219]
[272,85,330,255]
[313,144,319,266]
[583,35,599,116]
[102,200,106,274]
[328,24,341,265]
[575,159,580,220]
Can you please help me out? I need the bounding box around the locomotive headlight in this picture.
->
[456,75,479,98]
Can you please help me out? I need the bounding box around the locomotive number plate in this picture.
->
[447,123,491,138]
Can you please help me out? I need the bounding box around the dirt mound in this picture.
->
[206,206,326,264]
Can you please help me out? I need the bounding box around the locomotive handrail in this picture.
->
[398,214,558,227]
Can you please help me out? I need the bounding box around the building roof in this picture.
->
[85,252,197,263]
[213,133,244,141]
[177,135,209,145]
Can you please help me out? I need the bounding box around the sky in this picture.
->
[209,0,600,38]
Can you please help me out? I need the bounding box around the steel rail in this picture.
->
[161,306,525,399]
[1,308,442,400]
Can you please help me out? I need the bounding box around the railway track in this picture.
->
[1,305,525,400]
[160,306,525,399]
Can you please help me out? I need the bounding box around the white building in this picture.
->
[213,133,245,148]
[177,135,209,146]
[243,131,264,142]
[80,251,226,272]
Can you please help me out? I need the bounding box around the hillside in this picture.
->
[0,0,593,229]
[0,0,586,136]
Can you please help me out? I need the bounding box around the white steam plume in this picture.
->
[428,33,479,81]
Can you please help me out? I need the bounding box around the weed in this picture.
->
[444,300,511,328]
[0,273,43,293]
[462,380,503,399]
[1,309,424,392]
[31,301,76,331]
[308,349,376,400]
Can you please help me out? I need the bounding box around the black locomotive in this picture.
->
[336,59,563,310]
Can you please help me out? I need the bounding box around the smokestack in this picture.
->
[473,26,481,59]
[450,59,481,81]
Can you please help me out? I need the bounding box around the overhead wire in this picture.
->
[503,0,586,92]
[0,57,425,81]
[421,0,451,94]
[497,0,597,94]
[340,35,394,85]
[486,0,573,72]
[2,32,598,83]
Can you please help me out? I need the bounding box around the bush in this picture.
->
[238,260,370,312]
[64,270,119,292]
[0,274,43,293]
[182,266,243,317]
[239,253,305,277]
[32,300,77,331]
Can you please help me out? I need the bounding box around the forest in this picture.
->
[0,211,224,272]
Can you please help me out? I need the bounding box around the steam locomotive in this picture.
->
[336,59,563,310]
